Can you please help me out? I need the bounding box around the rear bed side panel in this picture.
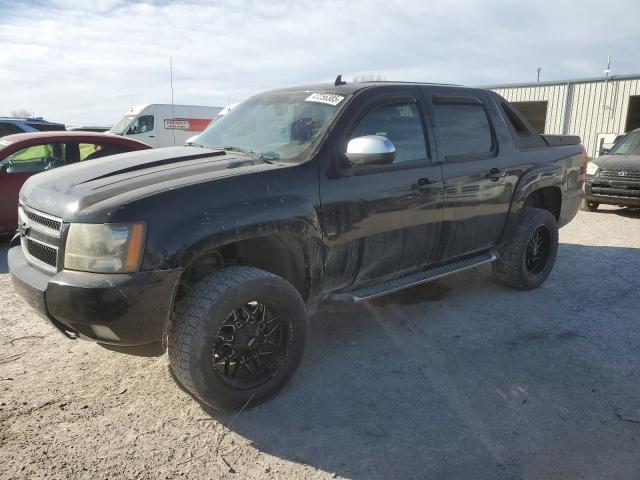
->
[500,147,584,242]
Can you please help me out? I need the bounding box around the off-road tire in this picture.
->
[493,207,559,290]
[168,266,308,411]
[580,198,599,212]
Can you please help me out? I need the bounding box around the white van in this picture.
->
[109,104,222,147]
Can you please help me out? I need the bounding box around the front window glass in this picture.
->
[109,115,136,134]
[125,115,154,135]
[610,132,640,155]
[196,91,349,162]
[0,143,66,173]
[351,103,428,164]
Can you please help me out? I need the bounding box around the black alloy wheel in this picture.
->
[525,225,552,275]
[212,301,289,390]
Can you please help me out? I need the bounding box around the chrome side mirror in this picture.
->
[345,135,395,167]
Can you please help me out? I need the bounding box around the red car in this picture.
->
[0,131,151,234]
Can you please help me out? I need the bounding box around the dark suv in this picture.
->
[9,80,585,410]
[582,128,640,211]
[0,117,66,138]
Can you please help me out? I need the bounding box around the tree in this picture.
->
[351,74,386,83]
[10,109,34,118]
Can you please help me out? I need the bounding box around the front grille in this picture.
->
[591,183,640,198]
[600,169,640,181]
[23,208,62,231]
[18,204,62,272]
[25,238,58,267]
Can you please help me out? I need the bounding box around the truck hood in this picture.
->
[20,146,281,219]
[593,154,640,171]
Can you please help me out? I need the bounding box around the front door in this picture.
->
[318,87,444,293]
[124,114,157,147]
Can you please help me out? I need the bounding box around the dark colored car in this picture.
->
[0,131,151,234]
[0,117,66,137]
[8,81,585,411]
[582,128,640,211]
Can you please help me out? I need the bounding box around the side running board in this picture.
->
[326,250,497,304]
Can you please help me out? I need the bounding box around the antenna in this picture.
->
[170,56,176,146]
[604,55,611,79]
[334,74,347,86]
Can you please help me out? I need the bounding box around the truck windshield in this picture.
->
[610,132,640,155]
[109,115,136,134]
[195,91,349,162]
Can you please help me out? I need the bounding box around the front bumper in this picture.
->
[8,246,181,346]
[584,178,640,207]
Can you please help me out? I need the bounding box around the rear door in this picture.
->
[318,86,444,292]
[425,88,514,260]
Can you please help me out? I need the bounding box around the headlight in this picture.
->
[64,223,146,273]
[586,161,599,176]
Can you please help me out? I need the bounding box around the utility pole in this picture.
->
[537,67,541,82]
[170,56,176,146]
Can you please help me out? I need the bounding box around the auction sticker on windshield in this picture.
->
[305,93,344,106]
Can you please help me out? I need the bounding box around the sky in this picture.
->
[1,0,639,126]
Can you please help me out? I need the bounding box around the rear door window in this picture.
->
[78,142,133,161]
[432,100,494,160]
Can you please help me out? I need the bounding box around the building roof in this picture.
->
[483,73,640,90]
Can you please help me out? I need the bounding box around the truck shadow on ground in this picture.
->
[194,243,640,479]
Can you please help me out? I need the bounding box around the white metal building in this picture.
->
[487,74,640,157]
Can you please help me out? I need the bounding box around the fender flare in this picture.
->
[499,164,565,242]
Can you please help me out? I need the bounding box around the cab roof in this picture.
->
[264,80,463,96]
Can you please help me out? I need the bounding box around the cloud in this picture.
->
[0,0,638,125]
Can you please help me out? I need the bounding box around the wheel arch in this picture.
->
[173,221,323,311]
[499,164,565,243]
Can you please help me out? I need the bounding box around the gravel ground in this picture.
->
[1,206,640,479]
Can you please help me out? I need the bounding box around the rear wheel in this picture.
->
[580,198,599,211]
[493,207,559,290]
[168,267,308,411]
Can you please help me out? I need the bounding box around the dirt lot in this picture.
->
[1,206,640,479]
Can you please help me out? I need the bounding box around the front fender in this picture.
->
[144,194,324,307]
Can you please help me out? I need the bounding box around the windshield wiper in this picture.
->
[221,145,261,160]
[222,146,280,163]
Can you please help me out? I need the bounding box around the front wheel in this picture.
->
[168,267,308,411]
[493,207,559,290]
[580,198,599,212]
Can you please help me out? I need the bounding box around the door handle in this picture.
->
[486,168,506,181]
[412,177,434,191]
[148,135,156,138]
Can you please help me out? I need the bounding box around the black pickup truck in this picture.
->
[9,80,586,410]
